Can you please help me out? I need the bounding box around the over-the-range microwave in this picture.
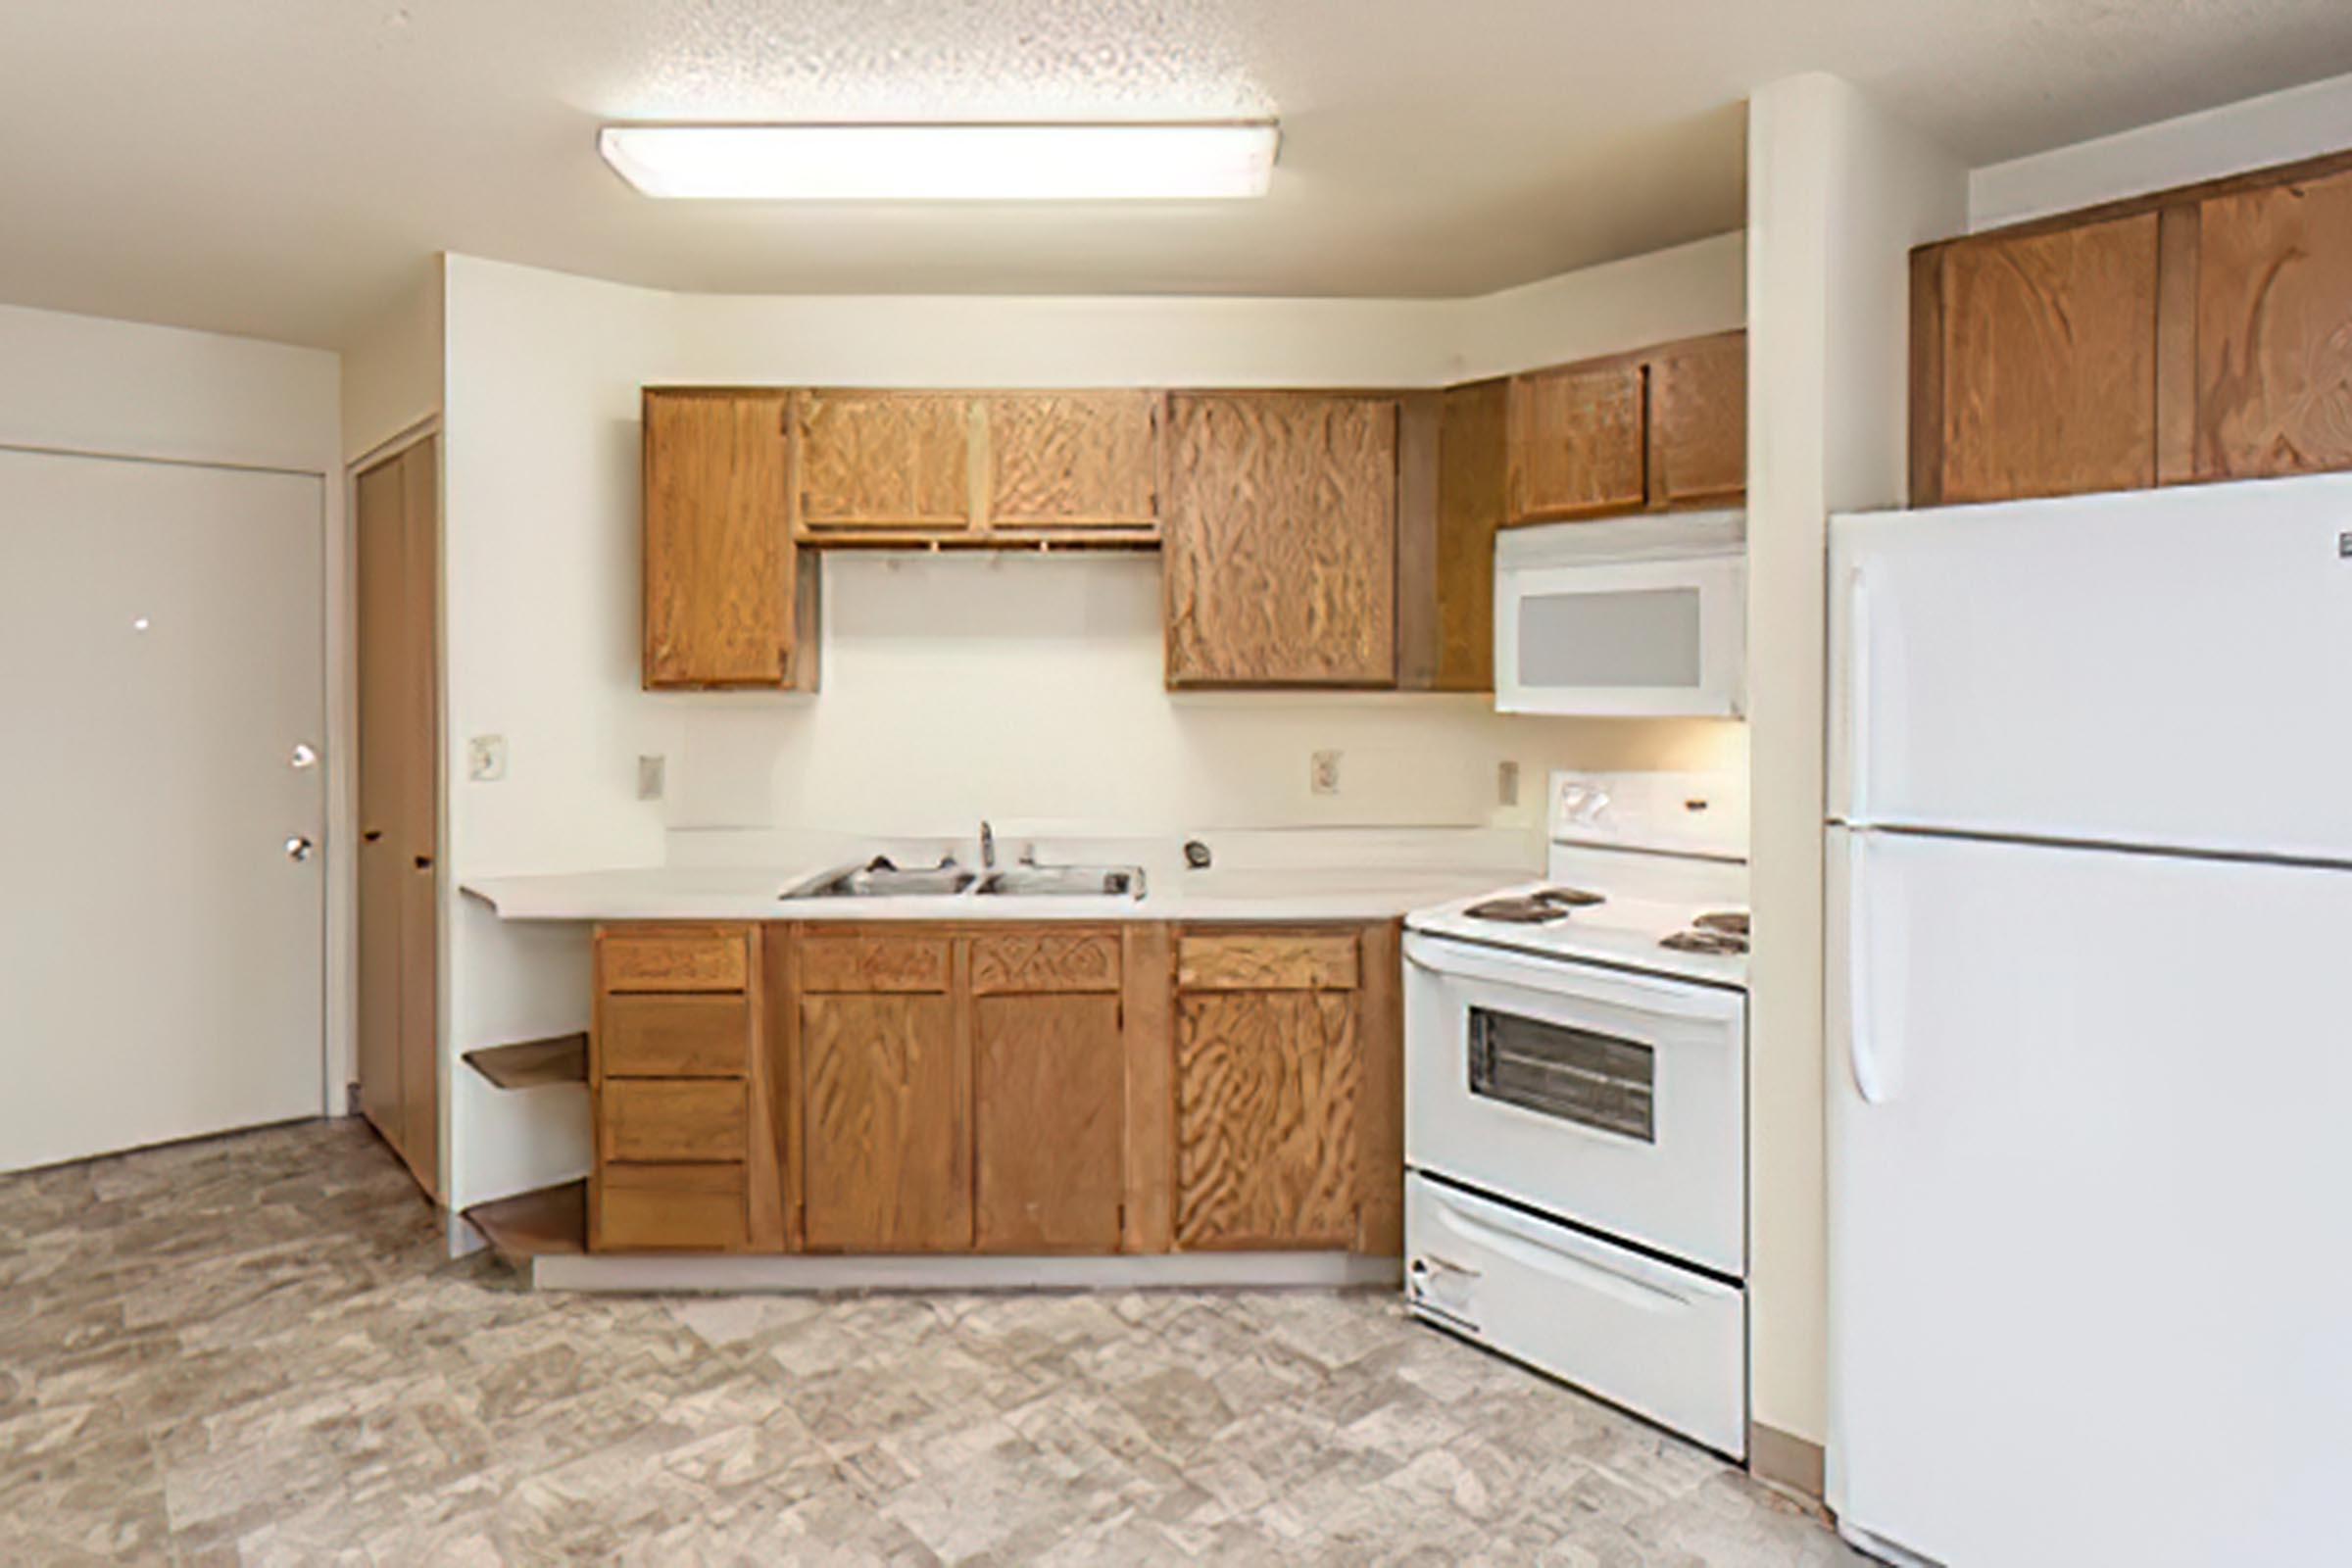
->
[1494,511,1746,718]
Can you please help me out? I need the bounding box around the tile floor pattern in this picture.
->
[2,1120,1862,1566]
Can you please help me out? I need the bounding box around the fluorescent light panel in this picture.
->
[598,122,1278,201]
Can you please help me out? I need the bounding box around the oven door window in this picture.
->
[1469,1006,1655,1143]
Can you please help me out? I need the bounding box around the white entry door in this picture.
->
[0,448,326,1173]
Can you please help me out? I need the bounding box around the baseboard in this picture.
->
[1747,1420,1826,1498]
[533,1250,1404,1295]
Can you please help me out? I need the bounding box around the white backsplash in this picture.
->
[658,552,1745,862]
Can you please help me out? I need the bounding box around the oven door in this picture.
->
[1494,549,1746,718]
[1403,930,1745,1276]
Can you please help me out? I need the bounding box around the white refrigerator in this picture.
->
[1825,474,2352,1568]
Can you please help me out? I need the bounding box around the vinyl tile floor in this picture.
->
[1,1119,1862,1566]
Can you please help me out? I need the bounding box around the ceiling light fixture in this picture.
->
[597,122,1279,201]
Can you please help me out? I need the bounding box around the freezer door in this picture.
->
[1830,474,2352,861]
[1827,828,2352,1568]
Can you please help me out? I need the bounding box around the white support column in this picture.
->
[1742,73,1966,1470]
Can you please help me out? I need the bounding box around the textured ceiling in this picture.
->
[2,0,2349,347]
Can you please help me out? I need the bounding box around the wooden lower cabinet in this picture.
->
[973,993,1125,1251]
[586,918,1404,1260]
[800,992,970,1251]
[1174,990,1360,1249]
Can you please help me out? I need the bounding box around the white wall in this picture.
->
[437,243,1749,1208]
[341,261,445,465]
[1971,68,2352,230]
[0,301,350,1107]
[1743,74,1968,1459]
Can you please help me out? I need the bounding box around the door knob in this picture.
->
[284,836,316,862]
[290,743,318,769]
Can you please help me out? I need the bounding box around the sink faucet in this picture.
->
[980,819,995,870]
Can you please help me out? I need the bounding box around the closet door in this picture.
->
[356,437,440,1196]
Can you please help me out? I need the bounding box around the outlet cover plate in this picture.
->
[1310,750,1342,797]
[466,735,507,782]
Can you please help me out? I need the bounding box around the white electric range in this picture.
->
[1403,770,1750,1458]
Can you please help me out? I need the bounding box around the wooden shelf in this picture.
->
[464,1180,585,1264]
[462,1033,587,1091]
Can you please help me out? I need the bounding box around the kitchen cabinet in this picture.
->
[1911,148,2352,504]
[1394,384,1501,694]
[786,389,1162,546]
[982,392,1161,531]
[2194,164,2352,479]
[1649,330,1749,507]
[1173,930,1365,1250]
[1163,393,1399,687]
[1508,360,1646,521]
[582,918,1402,1260]
[588,922,783,1252]
[1914,214,2161,505]
[1499,330,1747,526]
[641,388,818,691]
[795,391,974,534]
[795,934,968,1252]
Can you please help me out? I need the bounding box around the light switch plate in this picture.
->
[1310,750,1342,797]
[637,754,666,802]
[466,734,507,782]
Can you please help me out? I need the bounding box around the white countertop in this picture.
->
[461,862,1524,925]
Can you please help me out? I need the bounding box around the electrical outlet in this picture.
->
[637,754,666,803]
[1311,750,1342,797]
[1497,760,1520,807]
[466,734,507,782]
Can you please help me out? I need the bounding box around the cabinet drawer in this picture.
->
[601,994,749,1078]
[597,1163,748,1251]
[1177,932,1359,992]
[798,935,953,993]
[600,926,749,993]
[599,1079,747,1162]
[970,932,1122,995]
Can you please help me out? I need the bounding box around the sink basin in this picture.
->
[786,860,978,899]
[976,865,1147,899]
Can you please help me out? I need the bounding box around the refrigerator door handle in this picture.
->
[1846,829,1892,1105]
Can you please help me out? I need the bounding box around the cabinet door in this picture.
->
[974,994,1125,1251]
[1936,214,2160,503]
[1163,394,1397,687]
[642,390,797,688]
[796,391,973,532]
[1649,331,1746,507]
[1430,379,1505,692]
[1174,991,1360,1250]
[1507,361,1645,522]
[2195,167,2352,480]
[800,993,969,1250]
[983,392,1159,530]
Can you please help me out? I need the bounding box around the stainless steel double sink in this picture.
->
[784,858,1146,901]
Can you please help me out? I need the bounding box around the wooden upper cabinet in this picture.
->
[1649,330,1747,507]
[983,392,1159,530]
[1508,361,1647,521]
[642,389,808,690]
[1418,379,1504,693]
[1928,214,2162,505]
[796,391,974,532]
[2195,165,2352,480]
[1910,147,2352,505]
[1163,393,1399,688]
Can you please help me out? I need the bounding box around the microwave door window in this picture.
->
[1469,1006,1656,1143]
[1517,587,1702,690]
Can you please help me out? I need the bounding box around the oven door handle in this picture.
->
[1403,932,1741,1023]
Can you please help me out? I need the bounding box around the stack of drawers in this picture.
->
[591,924,759,1251]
